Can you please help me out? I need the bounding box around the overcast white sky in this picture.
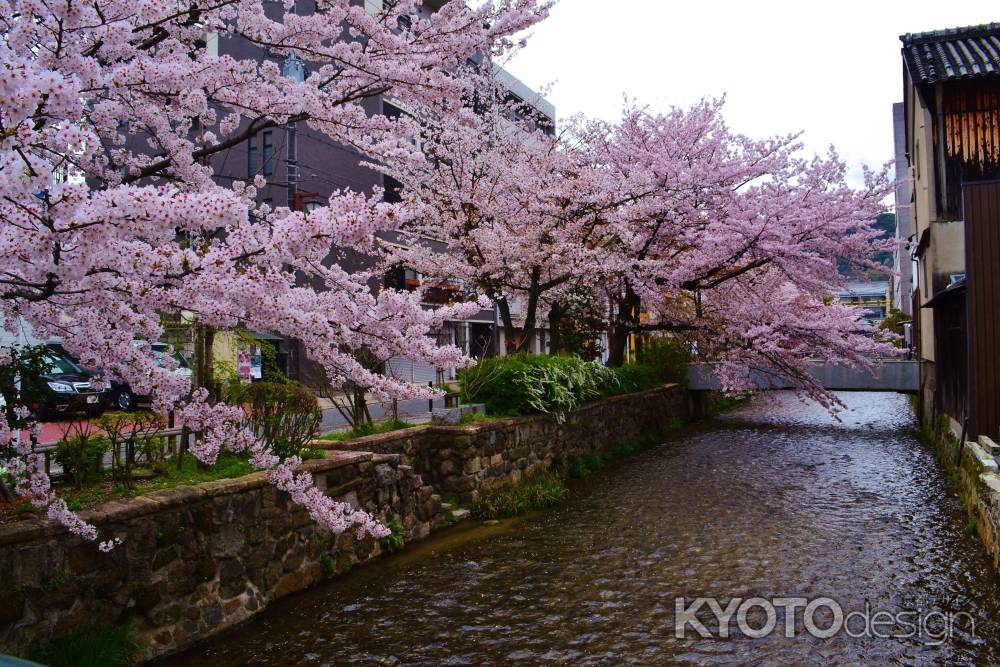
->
[505,0,998,189]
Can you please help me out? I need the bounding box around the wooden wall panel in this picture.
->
[963,181,1000,439]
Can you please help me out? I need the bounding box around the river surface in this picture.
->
[164,392,1000,666]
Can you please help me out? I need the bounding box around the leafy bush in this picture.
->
[0,345,50,433]
[380,517,405,553]
[53,426,109,489]
[25,624,139,667]
[553,286,606,360]
[609,363,660,394]
[878,308,911,348]
[240,382,321,460]
[98,411,167,488]
[635,335,690,385]
[460,354,619,418]
[470,469,568,519]
[458,411,494,425]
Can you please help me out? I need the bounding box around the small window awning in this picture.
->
[921,278,966,308]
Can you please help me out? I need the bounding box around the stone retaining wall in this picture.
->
[0,452,448,659]
[0,384,691,660]
[924,417,1000,572]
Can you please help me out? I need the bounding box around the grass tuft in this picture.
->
[320,419,415,442]
[470,470,568,519]
[25,625,139,667]
[458,411,495,425]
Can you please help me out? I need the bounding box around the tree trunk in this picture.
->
[195,325,217,399]
[548,301,563,355]
[495,297,518,355]
[607,284,640,368]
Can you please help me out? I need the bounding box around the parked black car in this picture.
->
[35,348,110,418]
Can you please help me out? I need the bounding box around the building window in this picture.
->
[248,135,258,176]
[262,131,274,176]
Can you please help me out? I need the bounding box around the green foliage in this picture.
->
[566,451,609,479]
[319,554,335,579]
[458,411,494,425]
[25,624,140,667]
[98,411,167,489]
[0,344,51,433]
[460,354,619,418]
[212,358,246,404]
[56,451,253,509]
[554,286,606,360]
[564,419,687,479]
[42,568,69,592]
[238,382,321,460]
[711,393,751,414]
[319,418,415,442]
[966,515,979,536]
[609,363,660,394]
[53,428,109,489]
[470,469,568,519]
[878,308,911,348]
[253,337,288,384]
[460,349,689,420]
[380,517,405,554]
[635,336,690,385]
[299,448,327,461]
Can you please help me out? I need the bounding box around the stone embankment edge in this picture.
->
[921,414,1000,571]
[0,383,700,661]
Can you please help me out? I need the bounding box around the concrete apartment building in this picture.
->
[205,0,556,387]
[891,102,915,322]
[900,23,1000,439]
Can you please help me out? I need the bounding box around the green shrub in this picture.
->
[458,411,494,425]
[239,382,320,460]
[565,452,606,479]
[609,363,660,394]
[53,431,109,489]
[460,354,618,418]
[470,469,568,519]
[380,517,405,553]
[635,336,690,384]
[25,624,139,667]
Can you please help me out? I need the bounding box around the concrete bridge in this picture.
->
[687,360,919,393]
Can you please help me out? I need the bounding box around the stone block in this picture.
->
[965,441,999,473]
[463,457,482,475]
[431,407,462,425]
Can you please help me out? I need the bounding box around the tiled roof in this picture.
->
[901,23,1000,84]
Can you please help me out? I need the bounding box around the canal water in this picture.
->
[165,392,1000,665]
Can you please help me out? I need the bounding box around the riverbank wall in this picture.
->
[0,384,695,661]
[921,412,1000,571]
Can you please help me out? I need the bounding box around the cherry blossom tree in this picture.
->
[581,102,897,399]
[368,71,609,353]
[0,0,548,547]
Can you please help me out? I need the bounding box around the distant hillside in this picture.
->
[838,212,895,280]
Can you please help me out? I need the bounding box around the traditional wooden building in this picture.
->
[901,23,1000,439]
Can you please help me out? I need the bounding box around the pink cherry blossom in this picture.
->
[1,0,548,547]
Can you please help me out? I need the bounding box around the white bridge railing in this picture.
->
[686,360,919,393]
